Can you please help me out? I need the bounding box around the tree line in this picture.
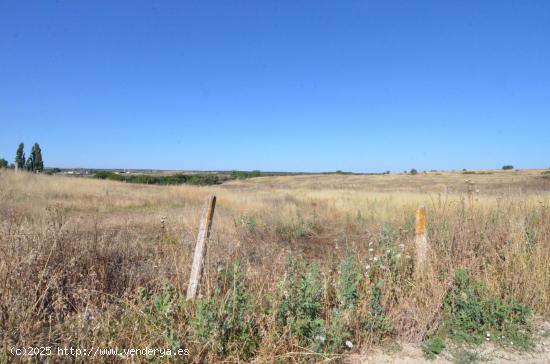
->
[94,171,223,185]
[0,142,44,172]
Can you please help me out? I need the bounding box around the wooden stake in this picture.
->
[415,206,428,273]
[186,195,216,301]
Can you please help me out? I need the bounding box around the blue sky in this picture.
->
[1,0,549,172]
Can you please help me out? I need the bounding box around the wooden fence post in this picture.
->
[186,195,216,301]
[415,206,428,273]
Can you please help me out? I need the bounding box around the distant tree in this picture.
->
[25,157,33,171]
[502,165,514,170]
[410,168,418,175]
[30,143,44,172]
[0,158,8,168]
[15,143,25,169]
[46,167,62,175]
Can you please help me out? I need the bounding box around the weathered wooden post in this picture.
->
[186,195,216,300]
[415,206,428,273]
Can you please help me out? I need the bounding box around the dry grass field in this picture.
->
[1,169,549,363]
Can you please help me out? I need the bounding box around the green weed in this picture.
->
[444,269,534,350]
[421,336,445,360]
[193,261,259,360]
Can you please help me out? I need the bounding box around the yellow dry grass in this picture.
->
[0,169,549,362]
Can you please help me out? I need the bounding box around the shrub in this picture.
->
[276,258,326,347]
[276,256,373,354]
[45,167,62,175]
[422,336,445,360]
[463,170,494,175]
[231,170,262,179]
[337,256,360,309]
[318,256,363,353]
[361,280,393,342]
[193,261,259,360]
[94,171,125,181]
[410,168,418,175]
[136,284,186,354]
[93,172,222,185]
[502,165,514,170]
[443,269,534,349]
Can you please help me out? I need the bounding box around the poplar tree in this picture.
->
[31,143,44,172]
[25,156,33,171]
[15,143,25,169]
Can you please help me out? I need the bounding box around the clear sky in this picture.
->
[1,1,549,172]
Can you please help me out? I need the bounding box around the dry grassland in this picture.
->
[0,170,549,362]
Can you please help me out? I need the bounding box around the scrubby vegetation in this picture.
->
[230,170,263,179]
[443,269,534,349]
[0,170,548,362]
[422,336,445,359]
[94,171,223,185]
[93,170,307,185]
[462,170,494,175]
[422,269,535,359]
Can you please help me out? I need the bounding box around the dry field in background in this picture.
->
[0,169,549,363]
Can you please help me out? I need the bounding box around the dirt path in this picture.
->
[346,323,550,364]
[346,343,550,364]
